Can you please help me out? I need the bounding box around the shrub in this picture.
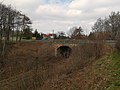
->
[116,38,120,52]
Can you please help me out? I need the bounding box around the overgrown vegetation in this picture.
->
[0,2,120,90]
[0,41,113,90]
[116,34,120,52]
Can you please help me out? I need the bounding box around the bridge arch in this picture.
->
[56,46,72,58]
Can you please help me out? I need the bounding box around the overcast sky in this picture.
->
[2,0,120,34]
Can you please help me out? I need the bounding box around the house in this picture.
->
[48,34,56,39]
[42,33,56,40]
[42,34,49,40]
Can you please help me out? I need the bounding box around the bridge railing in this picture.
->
[54,39,116,47]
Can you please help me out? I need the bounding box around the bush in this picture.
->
[116,38,120,52]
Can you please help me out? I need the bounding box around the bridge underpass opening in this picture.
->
[56,46,72,58]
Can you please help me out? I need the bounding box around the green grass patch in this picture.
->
[107,51,120,90]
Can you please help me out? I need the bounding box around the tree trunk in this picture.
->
[1,27,6,57]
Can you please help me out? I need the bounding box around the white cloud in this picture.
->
[4,0,41,7]
[94,8,108,13]
[35,4,64,16]
[66,9,82,17]
[69,0,88,9]
[32,20,74,33]
[35,4,82,18]
[3,0,120,35]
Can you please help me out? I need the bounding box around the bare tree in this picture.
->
[57,31,66,39]
[67,26,83,39]
[92,11,120,40]
[0,3,32,56]
[108,12,120,39]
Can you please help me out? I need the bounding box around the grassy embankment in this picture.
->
[40,43,120,90]
[0,41,120,90]
[107,51,120,90]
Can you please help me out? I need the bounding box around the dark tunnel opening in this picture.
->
[57,46,72,58]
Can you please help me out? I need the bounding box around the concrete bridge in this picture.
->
[53,40,116,58]
[54,43,78,58]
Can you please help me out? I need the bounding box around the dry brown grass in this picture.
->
[40,43,112,90]
[0,41,113,90]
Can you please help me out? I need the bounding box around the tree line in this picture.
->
[90,11,120,40]
[0,3,32,56]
